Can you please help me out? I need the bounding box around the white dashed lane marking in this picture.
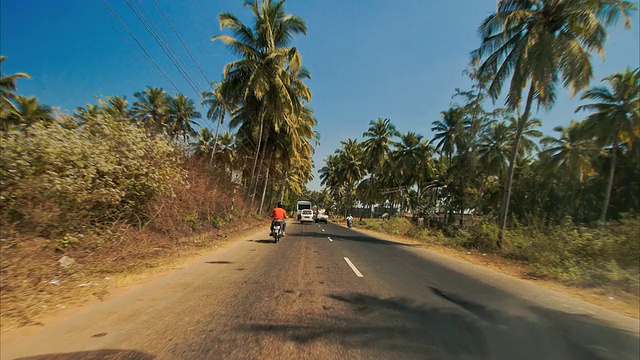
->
[344,257,363,277]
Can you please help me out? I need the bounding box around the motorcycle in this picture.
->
[272,221,283,243]
[346,217,353,228]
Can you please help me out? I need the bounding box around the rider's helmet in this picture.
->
[277,201,284,208]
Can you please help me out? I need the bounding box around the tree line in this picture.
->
[1,0,318,215]
[319,0,638,246]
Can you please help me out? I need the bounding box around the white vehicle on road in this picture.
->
[299,209,315,223]
[296,200,312,220]
[315,211,329,223]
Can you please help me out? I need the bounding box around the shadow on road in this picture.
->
[239,289,639,360]
[247,239,276,244]
[16,349,155,360]
[297,230,416,247]
[205,261,233,264]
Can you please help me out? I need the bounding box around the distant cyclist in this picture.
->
[271,202,287,236]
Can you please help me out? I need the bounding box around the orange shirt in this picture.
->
[272,208,287,221]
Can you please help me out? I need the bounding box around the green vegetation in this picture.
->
[0,0,318,325]
[320,1,638,294]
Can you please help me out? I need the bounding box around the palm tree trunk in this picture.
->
[277,170,288,203]
[249,109,266,195]
[210,113,224,165]
[600,138,618,222]
[459,174,465,226]
[259,150,277,214]
[251,136,270,207]
[498,84,536,248]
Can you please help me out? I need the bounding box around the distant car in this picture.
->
[300,209,314,223]
[315,212,328,223]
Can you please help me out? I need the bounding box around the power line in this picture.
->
[150,0,214,85]
[99,0,180,93]
[88,0,170,90]
[124,0,203,96]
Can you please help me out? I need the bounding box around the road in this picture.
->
[1,221,639,360]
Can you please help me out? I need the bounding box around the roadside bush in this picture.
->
[0,117,183,236]
[503,215,640,291]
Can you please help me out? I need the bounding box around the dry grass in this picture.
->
[0,157,266,331]
[0,217,264,331]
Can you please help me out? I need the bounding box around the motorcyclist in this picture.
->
[346,214,354,227]
[271,202,287,236]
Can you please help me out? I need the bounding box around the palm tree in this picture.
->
[471,0,635,245]
[101,95,130,121]
[431,107,465,162]
[192,127,215,158]
[576,67,640,221]
[0,56,29,102]
[1,56,31,129]
[212,0,311,195]
[362,118,398,210]
[6,96,53,128]
[479,121,512,178]
[132,87,170,135]
[214,131,236,171]
[336,139,365,216]
[202,81,236,164]
[74,104,103,124]
[541,121,599,182]
[168,93,201,142]
[506,115,542,158]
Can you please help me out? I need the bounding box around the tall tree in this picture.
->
[132,87,170,135]
[212,0,311,198]
[101,95,130,122]
[431,107,465,162]
[5,96,53,128]
[168,93,201,143]
[0,56,31,130]
[576,67,640,221]
[201,81,236,164]
[471,0,635,246]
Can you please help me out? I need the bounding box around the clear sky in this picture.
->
[2,1,638,190]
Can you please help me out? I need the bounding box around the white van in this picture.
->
[296,201,312,220]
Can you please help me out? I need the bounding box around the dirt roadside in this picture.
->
[337,222,640,320]
[0,218,269,333]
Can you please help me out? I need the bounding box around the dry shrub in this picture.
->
[147,157,250,238]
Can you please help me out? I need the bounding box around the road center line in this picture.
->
[343,257,363,277]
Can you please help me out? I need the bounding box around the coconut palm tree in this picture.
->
[431,107,465,162]
[201,81,236,164]
[132,87,170,135]
[336,139,365,215]
[168,93,201,142]
[541,121,599,183]
[74,104,103,125]
[576,67,640,221]
[5,96,53,128]
[0,56,30,125]
[192,127,215,158]
[212,0,311,194]
[101,95,130,122]
[213,131,236,172]
[506,114,543,158]
[471,0,635,245]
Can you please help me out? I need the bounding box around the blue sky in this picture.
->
[2,1,638,190]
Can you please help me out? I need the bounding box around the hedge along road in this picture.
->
[1,221,638,360]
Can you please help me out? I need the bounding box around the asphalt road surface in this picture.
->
[2,221,639,360]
